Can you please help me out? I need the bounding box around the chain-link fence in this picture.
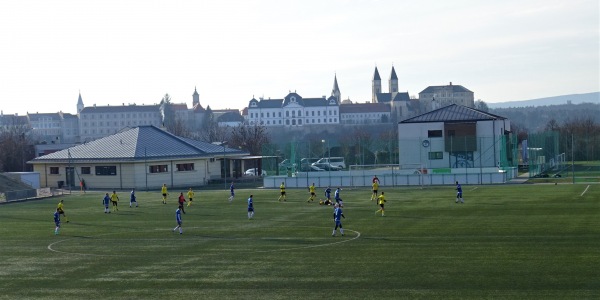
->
[526,132,600,183]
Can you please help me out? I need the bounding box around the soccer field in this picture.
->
[1,184,599,299]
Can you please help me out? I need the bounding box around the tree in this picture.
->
[196,106,229,143]
[230,123,270,155]
[159,93,176,130]
[0,121,34,172]
[475,99,489,112]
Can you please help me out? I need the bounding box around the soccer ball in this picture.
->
[319,200,324,205]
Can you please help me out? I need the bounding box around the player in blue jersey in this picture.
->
[103,193,111,213]
[332,203,345,236]
[129,189,138,208]
[321,187,332,205]
[228,182,235,203]
[173,206,183,234]
[247,194,254,219]
[53,208,61,235]
[334,187,344,207]
[455,181,464,203]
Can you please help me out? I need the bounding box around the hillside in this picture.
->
[488,92,599,108]
[489,102,600,132]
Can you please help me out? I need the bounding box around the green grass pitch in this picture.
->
[1,184,599,299]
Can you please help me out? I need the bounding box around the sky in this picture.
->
[1,0,598,116]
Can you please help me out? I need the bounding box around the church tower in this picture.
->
[372,67,381,103]
[331,74,341,101]
[77,91,84,114]
[389,66,398,93]
[192,86,200,106]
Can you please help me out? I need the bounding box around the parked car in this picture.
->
[278,159,296,170]
[313,157,346,169]
[244,168,267,176]
[311,162,342,171]
[300,158,320,171]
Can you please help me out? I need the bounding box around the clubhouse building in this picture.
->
[28,125,249,190]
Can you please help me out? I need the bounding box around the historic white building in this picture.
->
[246,77,341,127]
[339,102,391,124]
[419,82,475,110]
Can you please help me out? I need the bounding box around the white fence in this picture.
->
[263,167,517,188]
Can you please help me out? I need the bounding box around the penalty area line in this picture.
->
[580,185,590,197]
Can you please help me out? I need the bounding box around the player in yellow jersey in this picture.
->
[307,183,316,202]
[278,182,286,202]
[375,191,386,216]
[187,188,194,207]
[161,184,168,204]
[371,180,379,202]
[57,199,69,223]
[110,191,119,212]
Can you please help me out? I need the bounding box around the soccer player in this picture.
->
[228,182,235,203]
[57,199,69,223]
[334,187,343,207]
[455,181,464,203]
[173,206,183,234]
[278,182,286,202]
[130,189,138,208]
[376,191,386,216]
[307,183,316,202]
[53,208,61,235]
[187,188,194,207]
[371,180,379,202]
[103,193,110,213]
[372,175,380,184]
[247,194,254,219]
[321,186,332,206]
[178,193,186,213]
[332,203,345,237]
[161,184,168,204]
[110,190,119,212]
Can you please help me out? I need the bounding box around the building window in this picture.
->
[279,120,282,124]
[312,111,315,116]
[81,167,91,174]
[278,112,282,117]
[267,112,270,117]
[286,111,289,117]
[286,120,290,125]
[50,167,59,175]
[428,130,443,138]
[176,163,194,171]
[149,165,168,173]
[95,166,117,176]
[429,152,443,160]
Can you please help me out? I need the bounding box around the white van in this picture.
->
[313,157,346,169]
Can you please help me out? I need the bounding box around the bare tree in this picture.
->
[0,119,34,172]
[230,123,270,155]
[196,106,229,143]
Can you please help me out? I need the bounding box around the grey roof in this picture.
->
[376,92,410,103]
[27,113,61,121]
[373,67,381,80]
[217,111,244,122]
[400,104,506,123]
[339,103,390,113]
[80,105,161,114]
[390,66,398,80]
[332,75,340,93]
[77,93,84,105]
[419,85,472,94]
[249,94,337,109]
[29,125,249,163]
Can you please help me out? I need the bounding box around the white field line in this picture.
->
[470,187,478,191]
[47,227,361,256]
[580,185,590,197]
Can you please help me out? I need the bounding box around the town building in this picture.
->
[371,66,419,120]
[419,82,475,110]
[339,102,391,124]
[398,104,512,169]
[28,125,249,189]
